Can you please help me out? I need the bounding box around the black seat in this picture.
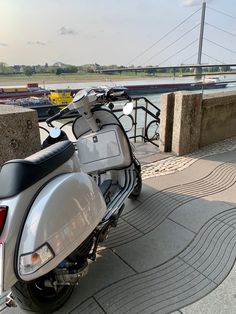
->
[0,140,75,199]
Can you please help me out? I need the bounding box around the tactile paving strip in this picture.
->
[106,162,236,247]
[72,208,236,314]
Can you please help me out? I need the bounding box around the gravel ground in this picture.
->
[142,136,236,179]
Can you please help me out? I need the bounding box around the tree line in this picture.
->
[0,62,233,76]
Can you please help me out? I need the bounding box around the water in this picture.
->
[43,74,236,91]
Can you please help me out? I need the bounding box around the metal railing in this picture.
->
[32,96,160,147]
[110,97,160,147]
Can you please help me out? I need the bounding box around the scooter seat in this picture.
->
[0,140,75,199]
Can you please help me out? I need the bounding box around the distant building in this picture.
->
[13,65,24,73]
[53,62,68,68]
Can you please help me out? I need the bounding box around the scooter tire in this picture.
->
[11,280,74,313]
[129,169,142,198]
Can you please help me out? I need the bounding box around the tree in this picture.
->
[66,65,78,73]
[55,68,63,75]
[24,66,34,76]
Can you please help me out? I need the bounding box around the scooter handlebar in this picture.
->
[46,87,132,125]
[46,106,70,125]
[96,87,131,103]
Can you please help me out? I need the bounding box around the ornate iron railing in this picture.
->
[32,96,160,147]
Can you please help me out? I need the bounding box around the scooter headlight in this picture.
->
[19,244,54,275]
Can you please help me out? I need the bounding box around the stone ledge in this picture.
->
[0,105,41,165]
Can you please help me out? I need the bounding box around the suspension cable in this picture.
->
[182,53,198,64]
[204,38,236,55]
[158,39,198,66]
[126,7,201,66]
[142,23,200,66]
[205,22,236,38]
[208,6,236,21]
[202,52,226,64]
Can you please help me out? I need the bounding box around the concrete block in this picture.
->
[0,105,41,165]
[172,92,202,156]
[201,93,236,146]
[159,93,175,152]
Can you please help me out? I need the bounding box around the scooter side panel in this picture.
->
[17,172,106,281]
[0,153,80,291]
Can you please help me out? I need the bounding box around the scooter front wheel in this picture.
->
[11,279,74,313]
[129,169,142,198]
[129,159,142,198]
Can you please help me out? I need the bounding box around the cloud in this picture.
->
[180,0,214,6]
[59,26,78,36]
[0,42,8,47]
[27,41,47,46]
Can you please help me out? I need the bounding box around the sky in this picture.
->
[0,0,236,66]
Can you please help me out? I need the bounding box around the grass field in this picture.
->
[0,72,156,86]
[1,71,233,87]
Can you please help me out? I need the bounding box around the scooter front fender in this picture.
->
[17,172,106,281]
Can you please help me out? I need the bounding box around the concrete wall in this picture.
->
[160,90,236,156]
[201,92,236,147]
[159,93,175,152]
[0,105,41,165]
[172,92,202,156]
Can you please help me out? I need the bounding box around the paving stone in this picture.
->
[123,189,182,235]
[123,197,142,214]
[114,219,195,272]
[205,184,236,205]
[94,256,216,314]
[180,264,236,314]
[69,298,105,314]
[104,217,144,248]
[58,250,135,313]
[135,182,159,202]
[169,198,234,233]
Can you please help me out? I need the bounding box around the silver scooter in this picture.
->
[0,86,142,313]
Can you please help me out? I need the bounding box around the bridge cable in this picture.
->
[126,7,201,66]
[142,23,200,66]
[204,38,236,55]
[202,53,226,64]
[158,39,198,66]
[208,6,236,21]
[205,22,236,38]
[182,53,198,64]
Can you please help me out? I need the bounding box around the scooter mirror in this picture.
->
[123,101,133,115]
[73,89,87,103]
[49,127,61,139]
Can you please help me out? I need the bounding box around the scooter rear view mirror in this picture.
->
[49,127,61,139]
[73,89,87,103]
[123,101,134,115]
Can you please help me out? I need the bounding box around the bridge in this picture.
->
[100,63,236,74]
[100,1,236,76]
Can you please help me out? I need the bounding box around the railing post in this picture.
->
[159,93,175,152]
[134,99,138,143]
[144,100,148,142]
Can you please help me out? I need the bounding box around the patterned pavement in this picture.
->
[3,137,236,314]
